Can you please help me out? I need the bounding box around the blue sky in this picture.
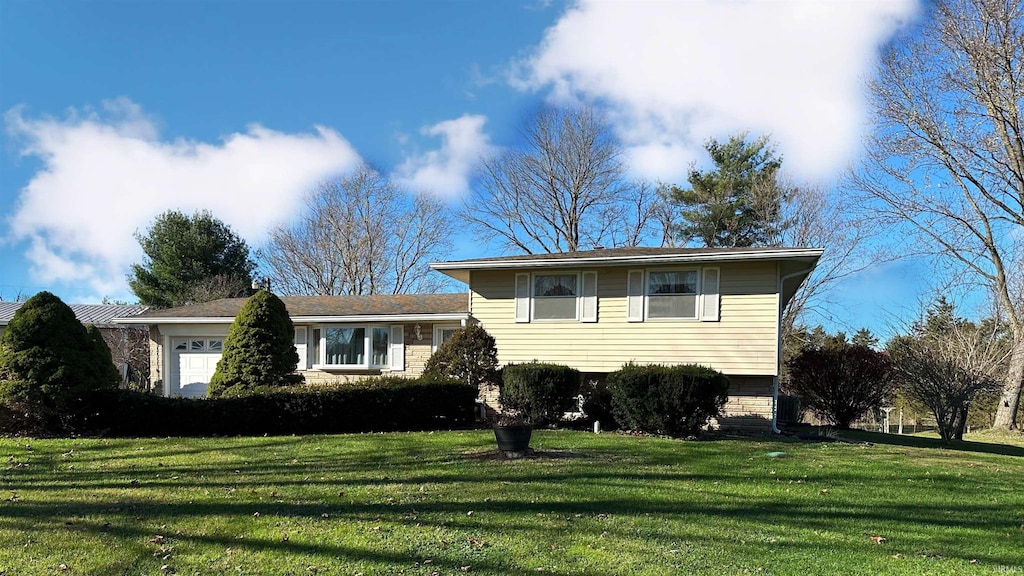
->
[1,0,952,338]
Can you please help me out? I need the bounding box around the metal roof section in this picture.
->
[0,302,148,327]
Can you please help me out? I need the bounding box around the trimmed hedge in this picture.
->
[1,376,477,437]
[499,362,581,426]
[607,363,730,437]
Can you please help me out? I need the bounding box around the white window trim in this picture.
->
[530,271,582,322]
[432,323,462,353]
[311,324,393,370]
[644,268,701,321]
[173,338,224,353]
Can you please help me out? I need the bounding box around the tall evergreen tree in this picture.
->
[129,210,255,308]
[207,290,302,396]
[668,134,785,247]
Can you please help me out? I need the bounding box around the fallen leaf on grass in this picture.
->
[870,535,887,545]
[149,535,166,544]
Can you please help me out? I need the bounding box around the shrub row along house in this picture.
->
[117,247,821,429]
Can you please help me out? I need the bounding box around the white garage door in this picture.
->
[171,338,223,398]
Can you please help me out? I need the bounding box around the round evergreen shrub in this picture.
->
[499,362,581,426]
[208,290,303,396]
[0,292,120,413]
[607,363,730,437]
[423,325,499,388]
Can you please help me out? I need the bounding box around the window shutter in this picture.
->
[581,271,598,322]
[390,325,405,371]
[293,327,308,370]
[514,273,531,322]
[627,270,644,322]
[701,267,720,322]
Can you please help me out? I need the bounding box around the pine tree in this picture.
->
[669,133,785,247]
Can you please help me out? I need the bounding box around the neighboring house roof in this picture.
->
[431,246,824,282]
[0,302,148,328]
[117,293,470,324]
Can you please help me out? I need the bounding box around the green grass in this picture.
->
[1,430,1022,575]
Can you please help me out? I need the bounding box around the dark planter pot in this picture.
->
[492,424,533,452]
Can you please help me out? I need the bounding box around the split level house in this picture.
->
[116,247,822,429]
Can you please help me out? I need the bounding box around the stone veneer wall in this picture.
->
[479,372,774,429]
[714,375,775,430]
[148,325,163,393]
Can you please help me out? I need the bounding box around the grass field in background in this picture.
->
[1,429,1022,575]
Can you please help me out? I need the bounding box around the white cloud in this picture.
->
[513,0,920,182]
[395,114,493,198]
[5,98,360,297]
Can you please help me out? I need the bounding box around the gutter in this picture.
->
[772,265,816,434]
[430,248,824,272]
[112,313,472,325]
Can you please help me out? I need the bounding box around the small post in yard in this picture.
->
[881,406,894,434]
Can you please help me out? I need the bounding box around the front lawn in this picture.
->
[1,430,1021,575]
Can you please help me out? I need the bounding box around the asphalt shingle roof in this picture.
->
[134,293,469,320]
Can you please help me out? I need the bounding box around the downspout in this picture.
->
[773,266,815,434]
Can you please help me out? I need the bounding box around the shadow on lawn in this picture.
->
[1,487,1021,569]
[3,432,1023,571]
[826,428,1024,458]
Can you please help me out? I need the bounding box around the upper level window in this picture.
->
[647,270,698,319]
[533,274,578,320]
[515,271,597,323]
[627,267,717,322]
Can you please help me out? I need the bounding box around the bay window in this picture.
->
[310,325,398,369]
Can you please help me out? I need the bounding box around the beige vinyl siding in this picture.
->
[469,262,779,375]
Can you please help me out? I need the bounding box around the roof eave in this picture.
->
[114,312,472,325]
[430,248,824,280]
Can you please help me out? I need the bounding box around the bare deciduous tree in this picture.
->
[182,274,252,305]
[260,165,453,296]
[100,326,150,391]
[848,0,1024,429]
[889,312,1009,442]
[768,181,874,341]
[462,107,656,253]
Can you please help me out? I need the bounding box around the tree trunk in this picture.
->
[993,337,1024,430]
